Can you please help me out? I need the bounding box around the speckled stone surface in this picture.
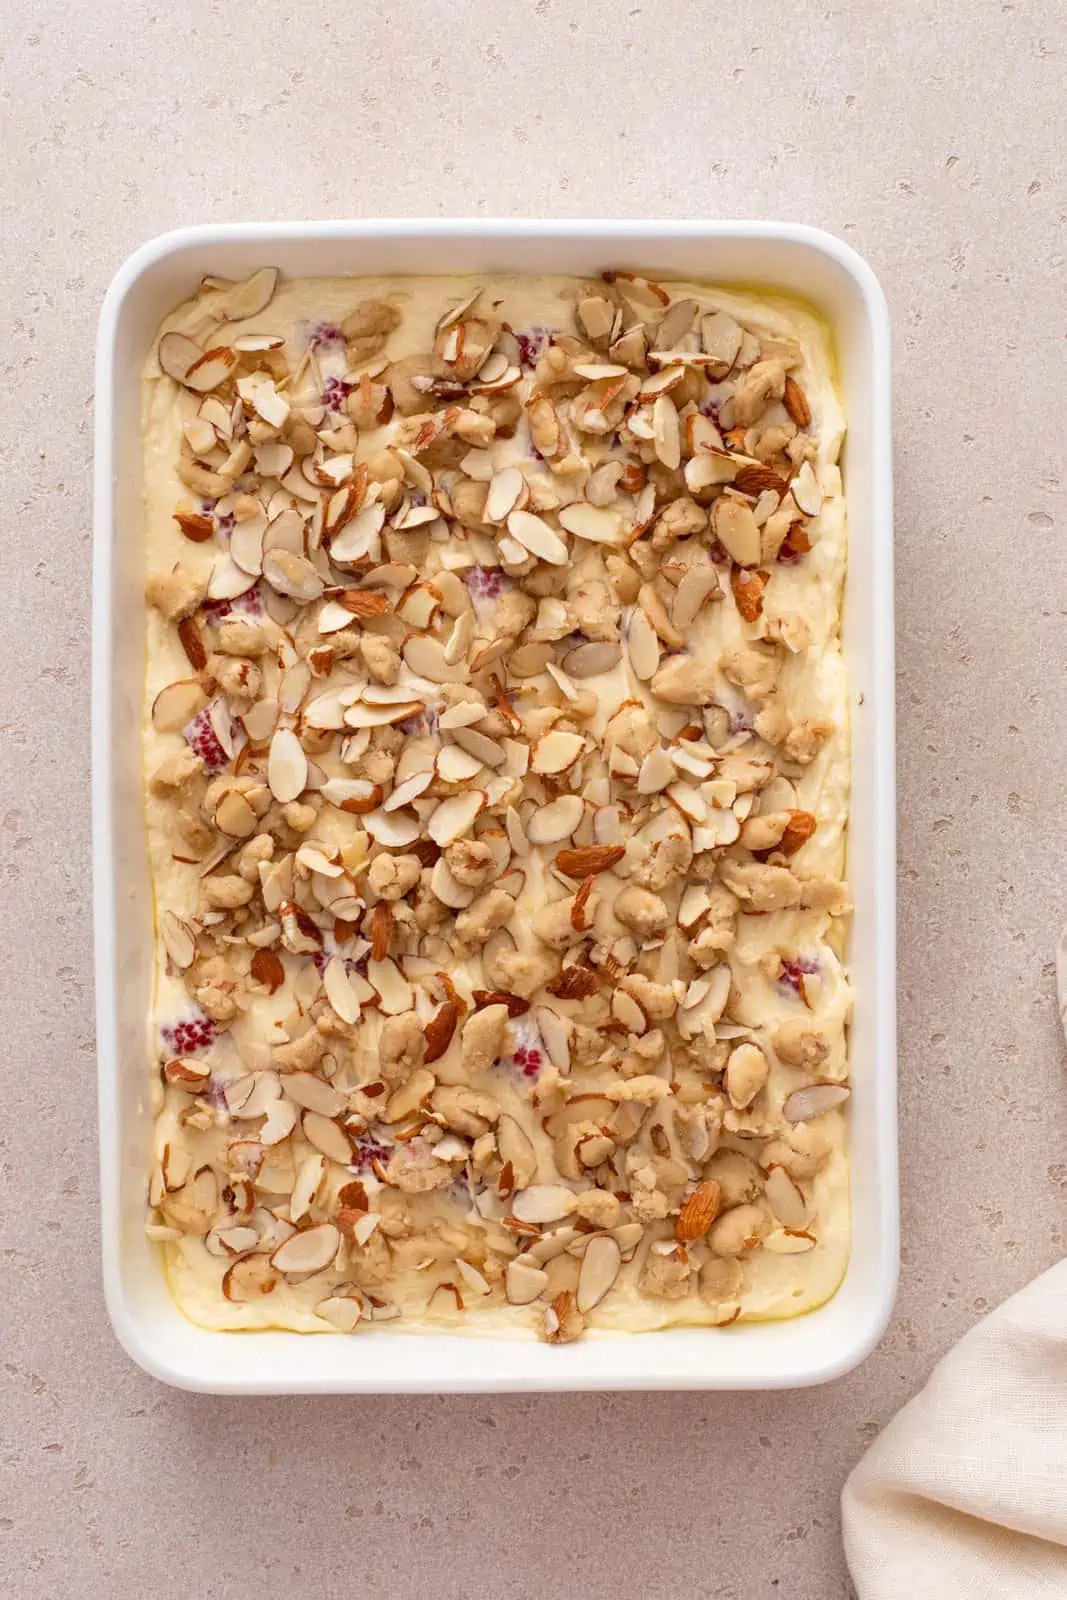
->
[2,2,1065,1595]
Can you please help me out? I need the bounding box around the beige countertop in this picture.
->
[1,2,1064,1595]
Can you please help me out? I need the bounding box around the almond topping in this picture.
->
[554,845,625,879]
[675,1181,722,1242]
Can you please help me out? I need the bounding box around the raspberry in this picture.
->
[512,1045,543,1080]
[203,1077,230,1111]
[505,1020,544,1080]
[514,327,550,369]
[354,1133,392,1172]
[321,375,353,412]
[161,1012,216,1056]
[183,704,232,775]
[778,955,819,998]
[200,586,264,624]
[462,566,507,603]
[310,323,344,351]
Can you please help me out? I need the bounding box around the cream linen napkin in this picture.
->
[841,933,1067,1598]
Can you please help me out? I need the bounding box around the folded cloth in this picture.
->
[842,930,1067,1598]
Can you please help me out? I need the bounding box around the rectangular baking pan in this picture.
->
[93,219,896,1391]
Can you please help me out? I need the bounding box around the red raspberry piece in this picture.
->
[161,1013,217,1056]
[183,706,231,775]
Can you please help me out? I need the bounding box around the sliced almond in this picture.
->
[763,1227,817,1255]
[525,794,584,845]
[254,440,294,478]
[320,777,383,814]
[427,790,486,847]
[281,1072,345,1117]
[270,1222,340,1276]
[764,1165,809,1229]
[430,855,476,910]
[229,513,267,576]
[443,609,474,665]
[163,1057,211,1093]
[267,728,307,803]
[330,502,386,563]
[685,452,740,493]
[363,809,421,848]
[782,1083,850,1123]
[324,957,363,1024]
[435,744,484,784]
[505,805,529,858]
[222,1256,279,1303]
[395,583,441,631]
[158,331,203,384]
[152,679,207,732]
[301,1111,355,1165]
[184,345,239,394]
[260,1098,299,1146]
[612,987,647,1035]
[562,641,622,679]
[262,549,324,602]
[385,770,434,811]
[701,310,743,372]
[592,804,623,844]
[637,745,674,794]
[485,466,526,523]
[402,634,469,684]
[667,781,706,823]
[531,730,585,775]
[672,564,720,629]
[217,266,278,322]
[367,957,414,1015]
[214,787,257,838]
[585,461,625,507]
[344,700,423,729]
[678,883,711,929]
[685,411,725,455]
[316,1292,363,1331]
[791,460,823,517]
[383,1064,434,1122]
[577,295,616,342]
[626,607,660,681]
[507,510,568,566]
[506,1258,550,1305]
[575,1234,621,1312]
[159,910,197,970]
[495,1113,538,1190]
[532,1006,571,1073]
[423,1000,460,1064]
[451,729,508,771]
[712,497,761,567]
[511,1185,577,1226]
[438,700,485,731]
[652,393,681,469]
[692,808,741,849]
[558,502,623,545]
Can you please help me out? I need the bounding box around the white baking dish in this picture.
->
[93,219,896,1392]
